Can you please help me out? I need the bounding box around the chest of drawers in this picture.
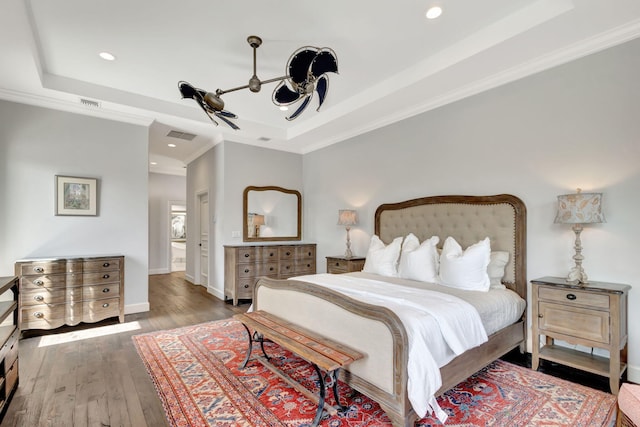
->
[15,255,124,331]
[224,244,316,305]
[531,276,630,394]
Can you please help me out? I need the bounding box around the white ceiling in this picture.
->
[2,0,640,175]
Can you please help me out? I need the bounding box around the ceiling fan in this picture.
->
[178,35,338,130]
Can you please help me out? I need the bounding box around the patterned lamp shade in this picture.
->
[337,209,358,226]
[252,214,265,226]
[554,190,605,224]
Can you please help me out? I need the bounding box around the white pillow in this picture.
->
[488,251,510,289]
[438,236,491,291]
[398,233,439,283]
[362,235,402,277]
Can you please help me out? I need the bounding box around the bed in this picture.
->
[252,194,527,427]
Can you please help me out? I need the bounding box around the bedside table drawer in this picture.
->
[538,301,610,344]
[538,287,609,309]
[330,259,350,272]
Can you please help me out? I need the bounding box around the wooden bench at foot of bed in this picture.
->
[234,310,363,427]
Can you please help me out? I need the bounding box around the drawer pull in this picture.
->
[286,251,291,256]
[244,284,249,289]
[269,267,274,271]
[566,293,577,300]
[34,295,44,302]
[335,262,340,266]
[102,303,109,308]
[103,262,110,267]
[244,253,250,258]
[538,314,544,318]
[286,266,290,270]
[34,279,45,286]
[269,252,274,257]
[33,266,44,273]
[103,274,110,279]
[34,312,44,318]
[102,288,110,293]
[244,269,250,273]
[306,264,311,267]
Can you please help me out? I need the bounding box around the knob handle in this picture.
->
[34,295,44,302]
[244,284,249,289]
[103,274,110,279]
[102,303,109,308]
[244,253,250,258]
[538,314,544,318]
[102,288,110,293]
[34,266,44,273]
[34,312,44,318]
[103,262,110,267]
[34,280,45,286]
[244,269,250,273]
[566,293,577,300]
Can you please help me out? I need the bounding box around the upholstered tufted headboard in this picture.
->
[375,194,527,300]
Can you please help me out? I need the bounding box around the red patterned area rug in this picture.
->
[132,319,616,426]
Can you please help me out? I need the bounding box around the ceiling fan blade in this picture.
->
[287,48,318,84]
[215,112,241,130]
[217,109,237,119]
[315,75,328,111]
[310,49,338,77]
[286,94,312,121]
[178,81,198,99]
[273,80,301,105]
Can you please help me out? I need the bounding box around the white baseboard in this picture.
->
[149,268,169,275]
[125,302,150,314]
[207,286,225,301]
[185,273,196,284]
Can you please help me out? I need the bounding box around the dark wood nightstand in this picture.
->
[326,256,365,274]
[531,276,631,394]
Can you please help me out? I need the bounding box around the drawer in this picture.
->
[20,303,82,330]
[260,248,279,261]
[279,262,295,277]
[0,329,19,362]
[538,301,610,344]
[296,245,316,260]
[19,260,82,275]
[84,258,120,272]
[237,280,255,298]
[21,287,82,306]
[83,271,119,285]
[295,259,315,275]
[278,246,296,260]
[82,298,120,323]
[236,247,260,263]
[83,283,120,300]
[538,286,610,309]
[20,273,83,290]
[4,333,18,369]
[237,263,278,278]
[328,259,349,272]
[5,359,18,394]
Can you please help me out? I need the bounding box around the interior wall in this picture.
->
[302,38,640,380]
[148,172,186,274]
[185,141,303,300]
[0,100,150,313]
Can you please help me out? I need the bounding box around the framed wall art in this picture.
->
[55,175,98,216]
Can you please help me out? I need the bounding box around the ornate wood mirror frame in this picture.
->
[243,186,302,242]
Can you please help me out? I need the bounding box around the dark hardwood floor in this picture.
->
[1,273,614,426]
[1,272,249,427]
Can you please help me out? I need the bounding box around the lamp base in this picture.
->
[344,227,353,259]
[567,267,588,285]
[567,224,588,285]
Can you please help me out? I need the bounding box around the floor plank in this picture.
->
[0,272,248,427]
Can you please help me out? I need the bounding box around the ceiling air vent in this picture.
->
[166,130,196,141]
[80,98,101,108]
[257,137,271,142]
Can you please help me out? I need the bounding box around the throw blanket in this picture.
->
[292,273,488,423]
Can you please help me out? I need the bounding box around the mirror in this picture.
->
[243,186,301,242]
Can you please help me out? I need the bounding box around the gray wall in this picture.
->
[185,141,303,299]
[0,101,150,313]
[148,172,186,274]
[302,38,640,380]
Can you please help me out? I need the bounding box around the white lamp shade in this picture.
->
[555,191,605,224]
[337,209,358,226]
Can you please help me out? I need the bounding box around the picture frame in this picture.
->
[55,175,98,216]
[170,212,186,240]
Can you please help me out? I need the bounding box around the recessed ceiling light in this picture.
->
[99,51,116,61]
[279,106,288,111]
[167,143,176,148]
[150,162,157,165]
[426,6,442,19]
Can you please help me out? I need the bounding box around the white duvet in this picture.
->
[292,273,489,423]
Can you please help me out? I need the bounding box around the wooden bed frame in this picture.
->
[253,194,527,427]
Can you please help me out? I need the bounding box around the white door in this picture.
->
[199,193,209,287]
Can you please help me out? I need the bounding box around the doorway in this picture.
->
[169,202,186,272]
[195,192,209,287]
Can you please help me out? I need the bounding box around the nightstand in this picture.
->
[531,276,631,394]
[326,256,365,274]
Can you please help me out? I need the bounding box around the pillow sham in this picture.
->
[438,236,491,291]
[488,251,510,289]
[362,235,402,277]
[398,233,439,283]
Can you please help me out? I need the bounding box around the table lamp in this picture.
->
[337,209,358,259]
